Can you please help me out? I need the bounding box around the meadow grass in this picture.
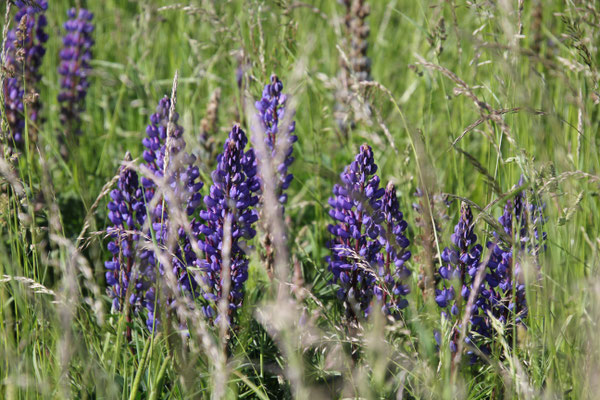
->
[0,0,599,398]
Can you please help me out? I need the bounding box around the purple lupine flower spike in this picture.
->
[141,96,203,216]
[105,157,154,319]
[57,8,94,150]
[487,177,546,326]
[140,96,203,330]
[255,74,298,205]
[105,96,203,331]
[253,75,297,278]
[378,182,412,315]
[195,125,260,321]
[327,144,384,319]
[327,144,411,320]
[435,203,491,358]
[3,0,48,145]
[141,97,185,183]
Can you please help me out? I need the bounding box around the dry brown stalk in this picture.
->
[335,0,372,134]
[199,87,222,168]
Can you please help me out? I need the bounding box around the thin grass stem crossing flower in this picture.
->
[435,203,491,359]
[254,75,297,206]
[106,96,203,331]
[327,144,411,320]
[195,124,260,322]
[487,177,547,327]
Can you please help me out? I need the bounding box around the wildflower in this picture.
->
[105,158,156,318]
[486,178,546,325]
[106,96,203,331]
[254,75,297,206]
[140,96,203,330]
[57,8,94,151]
[378,182,412,315]
[326,144,411,319]
[254,75,298,277]
[3,0,48,145]
[435,203,491,356]
[195,125,260,321]
[141,97,184,184]
[141,96,203,217]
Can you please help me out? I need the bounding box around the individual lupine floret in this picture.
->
[435,203,491,355]
[57,8,94,150]
[486,178,546,326]
[3,0,48,145]
[254,75,297,206]
[326,144,411,319]
[195,125,260,321]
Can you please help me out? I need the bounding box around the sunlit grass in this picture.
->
[0,1,598,398]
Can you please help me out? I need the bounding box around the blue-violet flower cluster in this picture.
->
[254,74,297,206]
[140,96,204,329]
[3,0,48,144]
[327,144,411,319]
[433,179,547,362]
[195,125,260,320]
[58,8,94,139]
[106,96,203,331]
[486,178,546,326]
[435,203,491,356]
[105,161,153,314]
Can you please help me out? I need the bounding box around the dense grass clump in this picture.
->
[0,1,599,399]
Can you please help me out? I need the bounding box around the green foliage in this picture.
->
[0,0,598,399]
